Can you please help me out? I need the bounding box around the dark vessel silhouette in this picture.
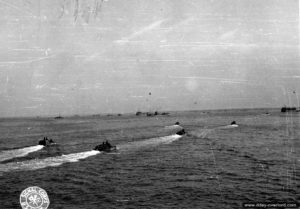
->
[54,114,63,119]
[176,129,186,135]
[281,107,299,112]
[38,137,56,146]
[94,141,117,152]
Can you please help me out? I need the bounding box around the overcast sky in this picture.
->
[0,0,299,117]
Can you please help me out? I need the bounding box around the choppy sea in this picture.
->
[0,109,299,209]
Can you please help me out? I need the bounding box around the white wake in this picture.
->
[0,134,182,174]
[217,124,239,129]
[0,145,44,162]
[164,125,183,130]
[118,134,182,151]
[0,150,100,174]
[188,124,238,138]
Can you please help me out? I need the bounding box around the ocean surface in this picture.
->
[0,109,299,209]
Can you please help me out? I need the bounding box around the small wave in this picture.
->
[0,150,99,174]
[0,145,44,162]
[118,134,182,151]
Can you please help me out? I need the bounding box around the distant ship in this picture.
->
[281,107,300,112]
[54,114,64,119]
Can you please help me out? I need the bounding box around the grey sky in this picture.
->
[0,0,299,117]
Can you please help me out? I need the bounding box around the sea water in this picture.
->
[0,109,298,208]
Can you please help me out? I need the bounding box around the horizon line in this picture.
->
[0,107,284,119]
